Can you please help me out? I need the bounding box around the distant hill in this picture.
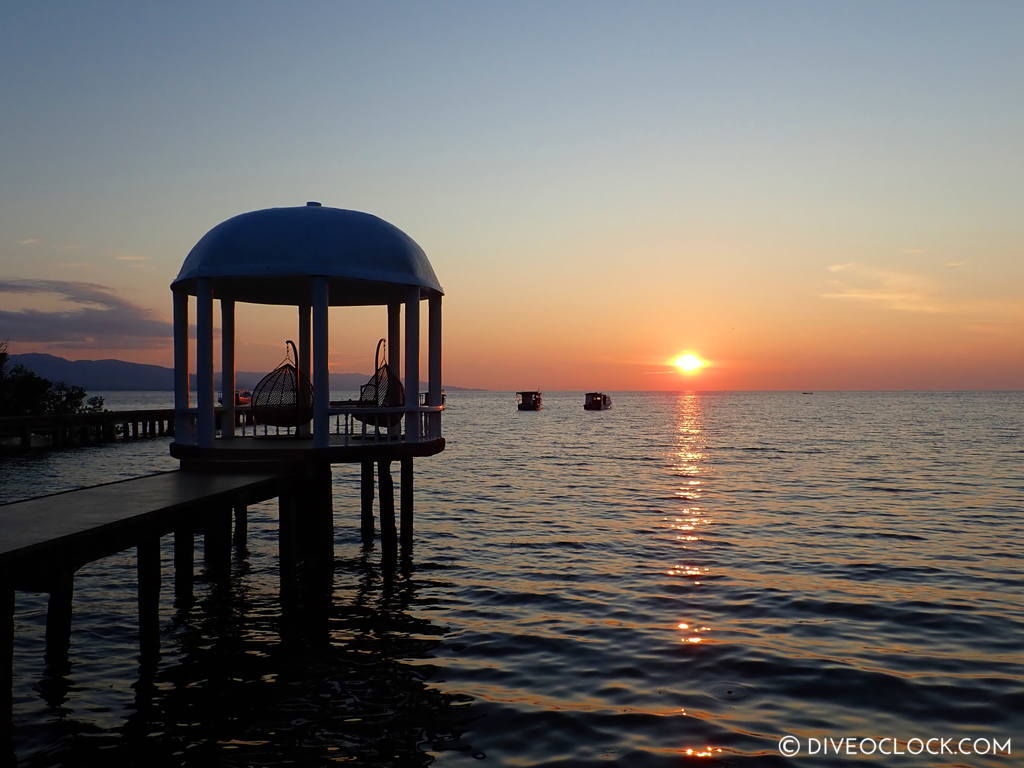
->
[10,353,174,390]
[9,353,478,392]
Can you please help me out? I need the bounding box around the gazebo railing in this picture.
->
[327,404,443,441]
[172,405,442,444]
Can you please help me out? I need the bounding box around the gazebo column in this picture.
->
[428,294,442,437]
[172,290,190,442]
[196,279,215,448]
[312,277,330,448]
[388,302,401,382]
[404,287,420,441]
[387,303,399,438]
[221,299,235,438]
[298,303,312,437]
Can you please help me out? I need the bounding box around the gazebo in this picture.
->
[168,202,445,469]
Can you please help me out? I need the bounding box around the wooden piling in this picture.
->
[204,507,232,579]
[311,465,334,571]
[296,464,334,593]
[0,584,13,730]
[360,460,375,543]
[400,457,414,554]
[137,536,161,659]
[45,573,74,670]
[174,527,193,605]
[278,489,298,601]
[233,504,248,552]
[378,460,397,562]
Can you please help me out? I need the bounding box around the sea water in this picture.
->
[2,391,1022,766]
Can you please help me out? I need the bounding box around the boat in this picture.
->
[583,392,612,410]
[516,391,542,411]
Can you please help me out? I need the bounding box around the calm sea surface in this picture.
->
[2,391,1022,767]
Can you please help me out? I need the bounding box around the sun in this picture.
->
[672,353,706,374]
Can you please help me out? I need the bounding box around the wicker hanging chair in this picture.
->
[250,340,314,428]
[353,338,404,428]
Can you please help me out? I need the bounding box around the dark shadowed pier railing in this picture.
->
[0,407,253,452]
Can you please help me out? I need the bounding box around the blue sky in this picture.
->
[2,1,1021,388]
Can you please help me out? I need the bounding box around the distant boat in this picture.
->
[516,391,542,411]
[801,392,814,395]
[583,392,612,410]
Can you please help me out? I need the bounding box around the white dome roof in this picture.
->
[172,204,442,305]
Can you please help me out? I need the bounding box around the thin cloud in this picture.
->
[827,263,854,273]
[17,238,40,246]
[822,264,943,313]
[0,279,170,349]
[945,261,966,268]
[113,253,149,262]
[900,248,927,255]
[822,262,1023,329]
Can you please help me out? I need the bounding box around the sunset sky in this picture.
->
[1,1,1021,390]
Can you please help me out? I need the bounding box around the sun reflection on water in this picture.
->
[668,393,719,722]
[682,745,724,758]
[669,392,710,565]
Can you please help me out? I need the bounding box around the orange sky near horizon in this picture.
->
[3,229,1021,391]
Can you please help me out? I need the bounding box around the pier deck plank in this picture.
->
[0,471,283,583]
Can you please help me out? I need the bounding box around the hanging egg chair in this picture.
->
[353,338,404,428]
[250,340,314,428]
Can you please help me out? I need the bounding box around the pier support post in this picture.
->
[45,573,74,671]
[233,504,247,552]
[204,507,232,580]
[1,583,13,733]
[137,536,161,660]
[278,488,298,603]
[297,464,334,600]
[400,457,414,554]
[378,460,397,563]
[174,528,193,606]
[360,460,375,544]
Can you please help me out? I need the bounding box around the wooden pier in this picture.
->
[0,407,253,452]
[0,408,175,451]
[0,469,321,737]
